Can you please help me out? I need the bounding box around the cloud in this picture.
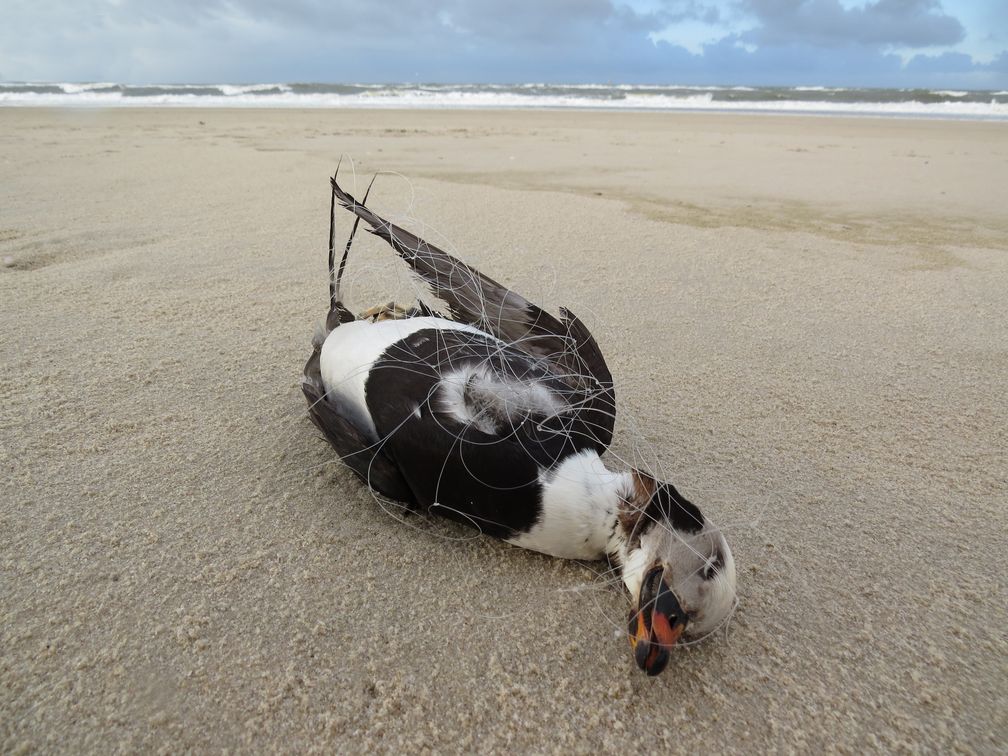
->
[0,0,1004,89]
[739,0,965,49]
[906,49,1008,80]
[991,51,1008,73]
[905,50,976,73]
[0,0,722,82]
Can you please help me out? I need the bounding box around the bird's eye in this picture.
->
[703,550,725,580]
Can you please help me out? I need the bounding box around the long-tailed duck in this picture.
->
[302,170,737,675]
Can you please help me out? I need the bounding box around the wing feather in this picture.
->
[302,349,415,504]
[329,174,616,451]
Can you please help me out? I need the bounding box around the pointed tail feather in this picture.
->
[323,163,375,333]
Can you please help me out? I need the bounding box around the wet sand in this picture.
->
[1,108,1006,752]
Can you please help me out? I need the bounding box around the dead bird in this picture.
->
[302,169,737,675]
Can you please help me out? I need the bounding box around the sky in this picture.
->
[2,0,1006,89]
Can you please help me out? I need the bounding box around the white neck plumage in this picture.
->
[508,449,739,650]
[505,449,634,566]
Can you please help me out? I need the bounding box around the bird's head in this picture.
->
[617,470,737,676]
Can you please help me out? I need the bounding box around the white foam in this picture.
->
[217,83,292,95]
[2,85,1006,120]
[792,86,848,92]
[59,82,119,93]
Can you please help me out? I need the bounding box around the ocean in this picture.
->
[2,82,1007,120]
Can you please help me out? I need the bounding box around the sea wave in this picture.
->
[1,82,1007,120]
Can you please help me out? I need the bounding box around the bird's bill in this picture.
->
[627,565,688,676]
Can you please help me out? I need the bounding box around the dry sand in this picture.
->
[1,108,1006,753]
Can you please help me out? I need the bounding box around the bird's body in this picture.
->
[316,315,634,559]
[302,170,738,675]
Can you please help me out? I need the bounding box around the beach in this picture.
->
[1,107,1006,752]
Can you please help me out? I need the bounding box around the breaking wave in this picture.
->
[2,82,1006,120]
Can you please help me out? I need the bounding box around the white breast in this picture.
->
[507,450,630,560]
[319,317,487,435]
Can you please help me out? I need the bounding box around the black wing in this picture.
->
[329,174,616,453]
[302,348,415,505]
[364,328,592,537]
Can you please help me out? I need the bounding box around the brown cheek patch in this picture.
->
[618,470,660,547]
[632,469,658,502]
[617,507,640,543]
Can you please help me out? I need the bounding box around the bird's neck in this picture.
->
[506,450,633,563]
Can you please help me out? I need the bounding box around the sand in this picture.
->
[1,107,1006,753]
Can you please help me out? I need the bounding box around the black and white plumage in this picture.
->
[302,170,737,675]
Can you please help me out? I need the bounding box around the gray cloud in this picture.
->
[0,0,1002,89]
[905,50,976,73]
[908,49,1008,76]
[739,0,965,49]
[0,0,722,81]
